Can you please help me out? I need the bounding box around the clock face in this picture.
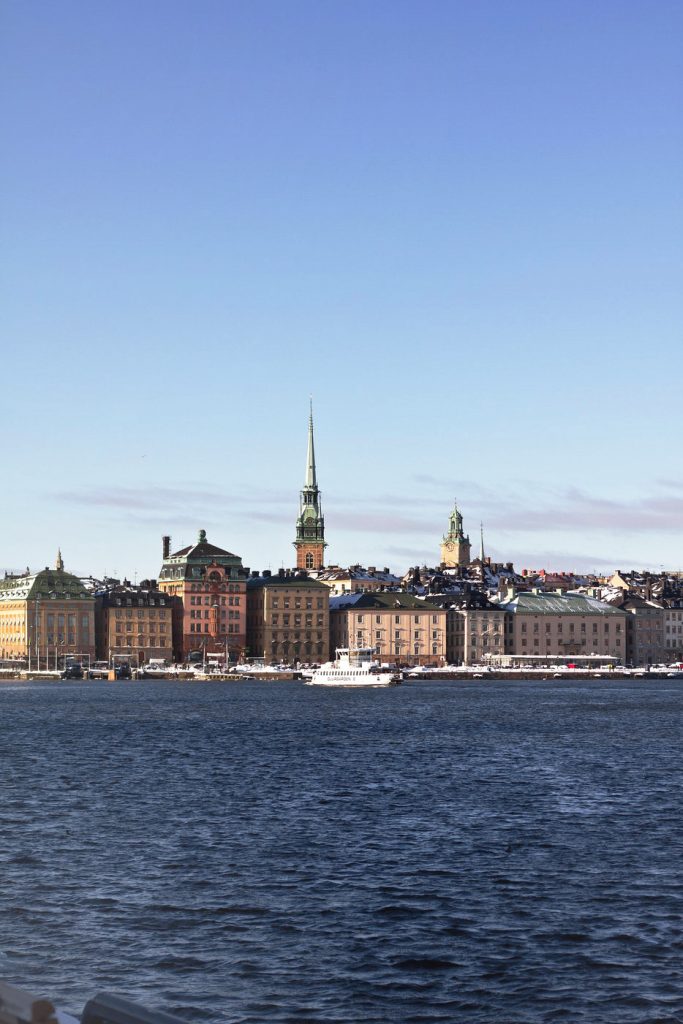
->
[445,542,454,552]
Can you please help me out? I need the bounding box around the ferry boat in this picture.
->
[307,647,401,687]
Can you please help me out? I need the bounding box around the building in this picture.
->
[158,530,249,663]
[440,501,471,568]
[329,591,447,666]
[314,564,402,596]
[606,594,665,667]
[493,588,627,662]
[663,599,683,662]
[95,580,174,665]
[293,404,326,570]
[426,589,509,665]
[246,569,330,664]
[0,551,95,667]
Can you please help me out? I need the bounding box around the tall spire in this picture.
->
[305,398,317,488]
[294,400,326,570]
[480,522,485,563]
[56,548,64,571]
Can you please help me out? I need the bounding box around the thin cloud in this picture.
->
[480,489,683,533]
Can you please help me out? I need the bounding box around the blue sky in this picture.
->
[1,0,681,580]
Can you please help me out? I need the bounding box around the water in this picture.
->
[0,678,682,1024]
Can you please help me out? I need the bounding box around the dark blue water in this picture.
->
[0,679,682,1024]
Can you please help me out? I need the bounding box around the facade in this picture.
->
[607,595,666,666]
[246,569,330,664]
[314,564,402,595]
[329,592,447,666]
[663,600,683,662]
[158,530,249,662]
[0,553,95,667]
[440,502,471,568]
[426,591,509,665]
[493,589,627,662]
[293,406,326,570]
[95,581,174,665]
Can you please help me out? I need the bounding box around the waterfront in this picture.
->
[0,679,681,1023]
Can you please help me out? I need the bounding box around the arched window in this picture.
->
[305,552,314,569]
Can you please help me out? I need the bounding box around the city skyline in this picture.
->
[2,1,681,578]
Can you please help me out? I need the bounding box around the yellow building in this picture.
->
[246,569,330,665]
[0,553,95,668]
[329,592,447,666]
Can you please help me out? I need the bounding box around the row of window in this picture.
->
[270,597,324,610]
[270,614,324,627]
[520,638,622,648]
[521,622,621,634]
[114,623,166,632]
[189,583,241,593]
[355,614,441,624]
[189,623,241,633]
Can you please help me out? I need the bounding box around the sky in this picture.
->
[1,0,682,580]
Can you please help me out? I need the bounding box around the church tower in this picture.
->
[440,500,471,568]
[293,403,326,570]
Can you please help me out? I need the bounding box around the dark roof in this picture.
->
[330,592,442,612]
[172,540,237,559]
[247,572,329,591]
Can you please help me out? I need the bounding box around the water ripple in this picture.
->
[0,678,681,1023]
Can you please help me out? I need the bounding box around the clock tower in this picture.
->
[293,403,326,570]
[440,500,471,568]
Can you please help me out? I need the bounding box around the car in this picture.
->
[61,663,84,680]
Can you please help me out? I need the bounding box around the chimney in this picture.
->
[162,535,171,559]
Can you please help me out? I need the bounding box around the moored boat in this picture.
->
[307,647,401,687]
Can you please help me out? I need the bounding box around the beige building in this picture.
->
[607,595,666,666]
[330,592,447,666]
[664,601,683,662]
[0,553,95,668]
[427,593,509,665]
[246,569,330,664]
[493,589,627,661]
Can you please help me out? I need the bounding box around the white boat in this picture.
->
[307,648,401,687]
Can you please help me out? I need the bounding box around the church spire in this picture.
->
[305,398,317,488]
[56,548,64,571]
[294,402,326,571]
[480,522,485,563]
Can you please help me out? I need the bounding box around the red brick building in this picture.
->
[158,530,248,663]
